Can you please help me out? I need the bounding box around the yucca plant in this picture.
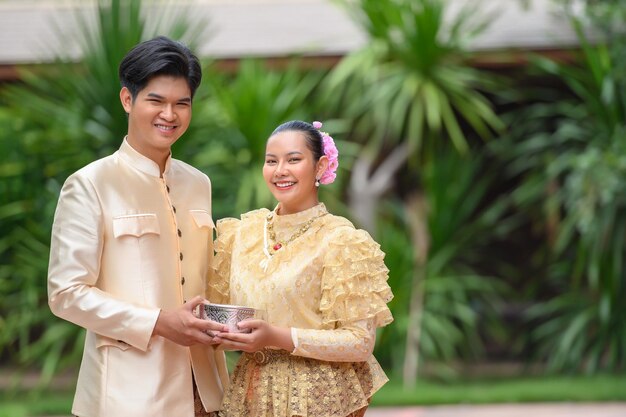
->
[376,152,509,379]
[0,0,208,386]
[492,5,626,373]
[328,0,502,152]
[326,0,506,386]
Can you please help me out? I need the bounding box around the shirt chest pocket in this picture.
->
[112,213,160,238]
[187,210,214,263]
[189,210,214,230]
[111,214,161,290]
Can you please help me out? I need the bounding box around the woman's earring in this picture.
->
[315,178,320,187]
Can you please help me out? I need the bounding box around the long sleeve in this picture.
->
[290,227,393,362]
[291,319,376,362]
[47,173,159,351]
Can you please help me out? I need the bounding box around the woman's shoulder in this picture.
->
[216,208,270,230]
[324,213,354,229]
[322,214,382,250]
[241,207,271,222]
[324,214,371,237]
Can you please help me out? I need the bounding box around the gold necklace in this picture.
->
[266,210,328,255]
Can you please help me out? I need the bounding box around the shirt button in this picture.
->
[178,229,182,237]
[179,253,183,261]
[181,277,185,285]
[172,206,177,213]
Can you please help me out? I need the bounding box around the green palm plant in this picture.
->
[492,9,626,373]
[376,151,508,379]
[325,0,506,386]
[188,59,325,217]
[329,0,502,155]
[0,0,208,386]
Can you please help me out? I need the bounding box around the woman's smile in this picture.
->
[274,181,296,190]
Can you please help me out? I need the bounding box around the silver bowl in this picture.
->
[198,303,263,333]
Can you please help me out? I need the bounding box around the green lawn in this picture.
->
[372,374,626,406]
[2,374,626,416]
[0,391,74,417]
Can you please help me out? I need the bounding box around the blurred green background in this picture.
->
[1,0,626,415]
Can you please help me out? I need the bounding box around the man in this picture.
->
[48,36,228,417]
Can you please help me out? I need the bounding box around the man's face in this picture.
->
[120,75,192,163]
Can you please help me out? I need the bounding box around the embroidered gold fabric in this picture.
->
[220,350,385,417]
[210,203,394,417]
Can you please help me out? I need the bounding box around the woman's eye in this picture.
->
[265,159,276,165]
[289,158,301,163]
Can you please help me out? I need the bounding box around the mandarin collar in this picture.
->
[118,137,172,178]
[272,203,328,228]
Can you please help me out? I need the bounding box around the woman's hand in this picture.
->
[213,319,294,352]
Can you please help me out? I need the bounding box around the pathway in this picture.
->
[365,403,626,417]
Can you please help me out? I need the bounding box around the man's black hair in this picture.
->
[118,36,202,99]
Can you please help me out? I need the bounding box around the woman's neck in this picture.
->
[276,199,320,216]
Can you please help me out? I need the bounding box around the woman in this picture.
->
[209,120,393,417]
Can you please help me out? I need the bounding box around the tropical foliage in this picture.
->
[328,0,503,155]
[1,0,625,393]
[493,3,626,372]
[375,151,509,380]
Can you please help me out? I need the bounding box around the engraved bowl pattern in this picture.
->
[200,303,259,333]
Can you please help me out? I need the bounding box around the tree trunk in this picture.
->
[348,143,409,232]
[402,192,430,388]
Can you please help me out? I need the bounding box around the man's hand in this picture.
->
[152,296,228,346]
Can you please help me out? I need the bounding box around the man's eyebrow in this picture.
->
[146,93,192,103]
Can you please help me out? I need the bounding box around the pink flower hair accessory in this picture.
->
[312,121,339,185]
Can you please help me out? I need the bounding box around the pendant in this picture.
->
[273,243,282,251]
[260,257,270,272]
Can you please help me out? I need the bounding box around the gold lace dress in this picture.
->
[209,203,393,417]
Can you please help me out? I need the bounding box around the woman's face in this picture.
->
[263,130,327,215]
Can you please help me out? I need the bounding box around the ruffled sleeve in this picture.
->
[320,227,394,328]
[208,217,240,304]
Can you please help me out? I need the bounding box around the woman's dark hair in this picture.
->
[118,36,202,99]
[270,120,324,161]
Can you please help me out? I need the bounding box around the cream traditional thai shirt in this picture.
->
[48,139,228,417]
[210,203,393,417]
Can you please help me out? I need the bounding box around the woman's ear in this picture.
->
[316,155,329,180]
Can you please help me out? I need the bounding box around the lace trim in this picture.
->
[320,228,394,328]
